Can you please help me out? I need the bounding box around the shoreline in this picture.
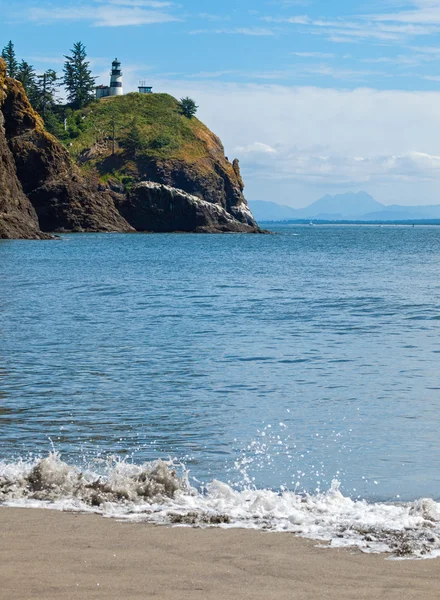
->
[1,507,439,600]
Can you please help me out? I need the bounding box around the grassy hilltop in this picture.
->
[58,91,249,219]
[62,93,227,184]
[1,48,258,235]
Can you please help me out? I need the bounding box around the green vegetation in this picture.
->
[179,97,198,119]
[1,39,97,135]
[16,61,38,104]
[1,39,206,179]
[1,41,18,78]
[36,70,60,118]
[63,42,96,109]
[1,40,64,135]
[60,93,209,181]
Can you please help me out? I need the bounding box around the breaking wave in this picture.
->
[1,453,440,559]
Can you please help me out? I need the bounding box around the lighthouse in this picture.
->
[110,58,123,96]
[95,59,125,99]
[95,58,154,99]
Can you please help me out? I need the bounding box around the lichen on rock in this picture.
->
[0,58,47,239]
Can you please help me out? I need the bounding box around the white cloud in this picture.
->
[292,52,336,58]
[370,1,440,25]
[409,44,440,53]
[263,15,311,24]
[262,5,440,43]
[169,64,388,83]
[233,147,440,185]
[22,2,178,27]
[361,55,420,65]
[134,78,440,204]
[99,0,173,6]
[190,27,275,36]
[234,142,278,155]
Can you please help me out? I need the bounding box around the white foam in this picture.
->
[1,453,439,559]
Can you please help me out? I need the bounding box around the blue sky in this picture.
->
[4,0,440,206]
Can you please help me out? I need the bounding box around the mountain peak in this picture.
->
[295,191,384,219]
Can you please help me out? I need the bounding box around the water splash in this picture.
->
[0,453,191,506]
[1,453,439,559]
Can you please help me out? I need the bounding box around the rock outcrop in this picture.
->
[2,73,133,234]
[0,59,46,239]
[117,182,260,233]
[68,93,261,233]
[133,149,258,230]
[1,72,260,236]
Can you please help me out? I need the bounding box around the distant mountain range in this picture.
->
[249,192,440,223]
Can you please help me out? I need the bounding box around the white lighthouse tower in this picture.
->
[109,58,123,96]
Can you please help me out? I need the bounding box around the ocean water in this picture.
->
[1,225,440,557]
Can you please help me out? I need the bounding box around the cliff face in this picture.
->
[117,182,260,233]
[2,76,133,233]
[134,155,257,229]
[0,59,46,239]
[130,140,255,227]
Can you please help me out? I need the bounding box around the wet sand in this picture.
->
[1,507,439,600]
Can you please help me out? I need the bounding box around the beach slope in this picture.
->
[1,507,439,600]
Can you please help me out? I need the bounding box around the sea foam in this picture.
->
[1,453,439,559]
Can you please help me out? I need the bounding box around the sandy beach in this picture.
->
[1,507,439,600]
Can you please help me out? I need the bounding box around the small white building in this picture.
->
[138,81,153,94]
[96,60,154,99]
[96,59,124,99]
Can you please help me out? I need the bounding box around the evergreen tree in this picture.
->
[16,61,38,105]
[42,108,64,137]
[179,97,198,119]
[1,40,18,78]
[36,69,59,118]
[63,42,96,109]
[122,119,144,158]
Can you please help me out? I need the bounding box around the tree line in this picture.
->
[1,40,97,135]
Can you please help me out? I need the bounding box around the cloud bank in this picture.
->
[139,78,440,205]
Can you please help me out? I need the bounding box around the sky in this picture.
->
[4,0,440,206]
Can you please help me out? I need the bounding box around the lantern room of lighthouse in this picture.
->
[110,58,123,96]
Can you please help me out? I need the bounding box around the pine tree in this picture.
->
[1,40,18,78]
[63,42,96,109]
[36,70,59,119]
[16,61,38,105]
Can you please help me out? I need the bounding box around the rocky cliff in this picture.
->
[1,69,260,236]
[2,75,132,234]
[67,93,260,233]
[0,58,46,239]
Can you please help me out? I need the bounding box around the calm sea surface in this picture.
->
[1,225,440,502]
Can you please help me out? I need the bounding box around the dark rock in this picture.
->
[0,59,48,239]
[134,153,259,230]
[29,180,134,233]
[2,74,133,234]
[232,158,244,192]
[117,182,261,233]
